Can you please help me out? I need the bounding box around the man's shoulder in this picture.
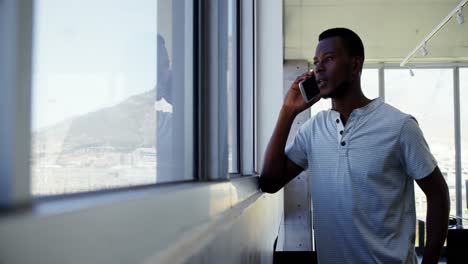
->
[376,101,413,122]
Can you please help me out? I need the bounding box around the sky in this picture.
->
[32,0,157,131]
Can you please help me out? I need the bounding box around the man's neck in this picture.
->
[331,87,371,125]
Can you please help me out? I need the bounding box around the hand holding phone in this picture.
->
[298,72,320,103]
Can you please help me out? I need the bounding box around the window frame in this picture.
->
[239,0,256,176]
[0,0,258,208]
[0,0,259,206]
[227,0,240,175]
[0,0,33,209]
[459,67,468,224]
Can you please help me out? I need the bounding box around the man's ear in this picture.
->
[351,57,363,78]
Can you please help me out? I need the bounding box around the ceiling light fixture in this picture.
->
[457,7,464,24]
[421,43,428,56]
[400,0,468,67]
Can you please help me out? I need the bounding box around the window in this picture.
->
[361,68,379,100]
[385,68,455,219]
[31,0,194,196]
[227,0,256,176]
[0,0,266,262]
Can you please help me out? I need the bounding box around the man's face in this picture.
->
[313,36,355,99]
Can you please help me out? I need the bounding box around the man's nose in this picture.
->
[314,62,325,73]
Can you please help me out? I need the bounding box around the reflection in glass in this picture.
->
[31,0,193,196]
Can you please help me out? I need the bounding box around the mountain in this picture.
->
[32,88,156,167]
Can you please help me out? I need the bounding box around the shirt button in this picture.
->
[341,141,346,146]
[339,130,343,135]
[336,119,340,123]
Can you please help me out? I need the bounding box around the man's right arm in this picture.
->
[259,71,319,193]
[259,106,305,193]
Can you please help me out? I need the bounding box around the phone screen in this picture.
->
[299,75,320,102]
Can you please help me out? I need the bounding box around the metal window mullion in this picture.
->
[240,0,254,176]
[198,0,208,181]
[253,0,258,174]
[193,0,201,180]
[453,67,463,227]
[171,0,195,181]
[235,0,241,174]
[0,0,33,209]
[230,0,240,174]
[199,0,228,181]
[378,66,385,102]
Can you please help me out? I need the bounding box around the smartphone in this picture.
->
[298,73,320,103]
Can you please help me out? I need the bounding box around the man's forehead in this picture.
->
[314,37,345,57]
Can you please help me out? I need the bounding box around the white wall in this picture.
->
[155,192,284,264]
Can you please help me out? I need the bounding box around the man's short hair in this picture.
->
[319,28,365,61]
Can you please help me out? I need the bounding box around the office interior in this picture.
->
[0,0,467,263]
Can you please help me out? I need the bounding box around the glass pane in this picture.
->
[310,97,331,116]
[385,68,455,219]
[311,68,379,116]
[31,0,194,196]
[460,68,468,224]
[361,68,379,100]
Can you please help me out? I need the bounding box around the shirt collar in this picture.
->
[330,98,384,118]
[351,98,383,117]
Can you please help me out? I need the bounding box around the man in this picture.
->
[259,28,450,264]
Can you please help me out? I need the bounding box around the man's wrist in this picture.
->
[280,105,299,119]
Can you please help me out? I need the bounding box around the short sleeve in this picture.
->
[285,123,309,169]
[399,117,437,180]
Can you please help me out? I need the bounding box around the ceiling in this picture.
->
[284,0,468,65]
